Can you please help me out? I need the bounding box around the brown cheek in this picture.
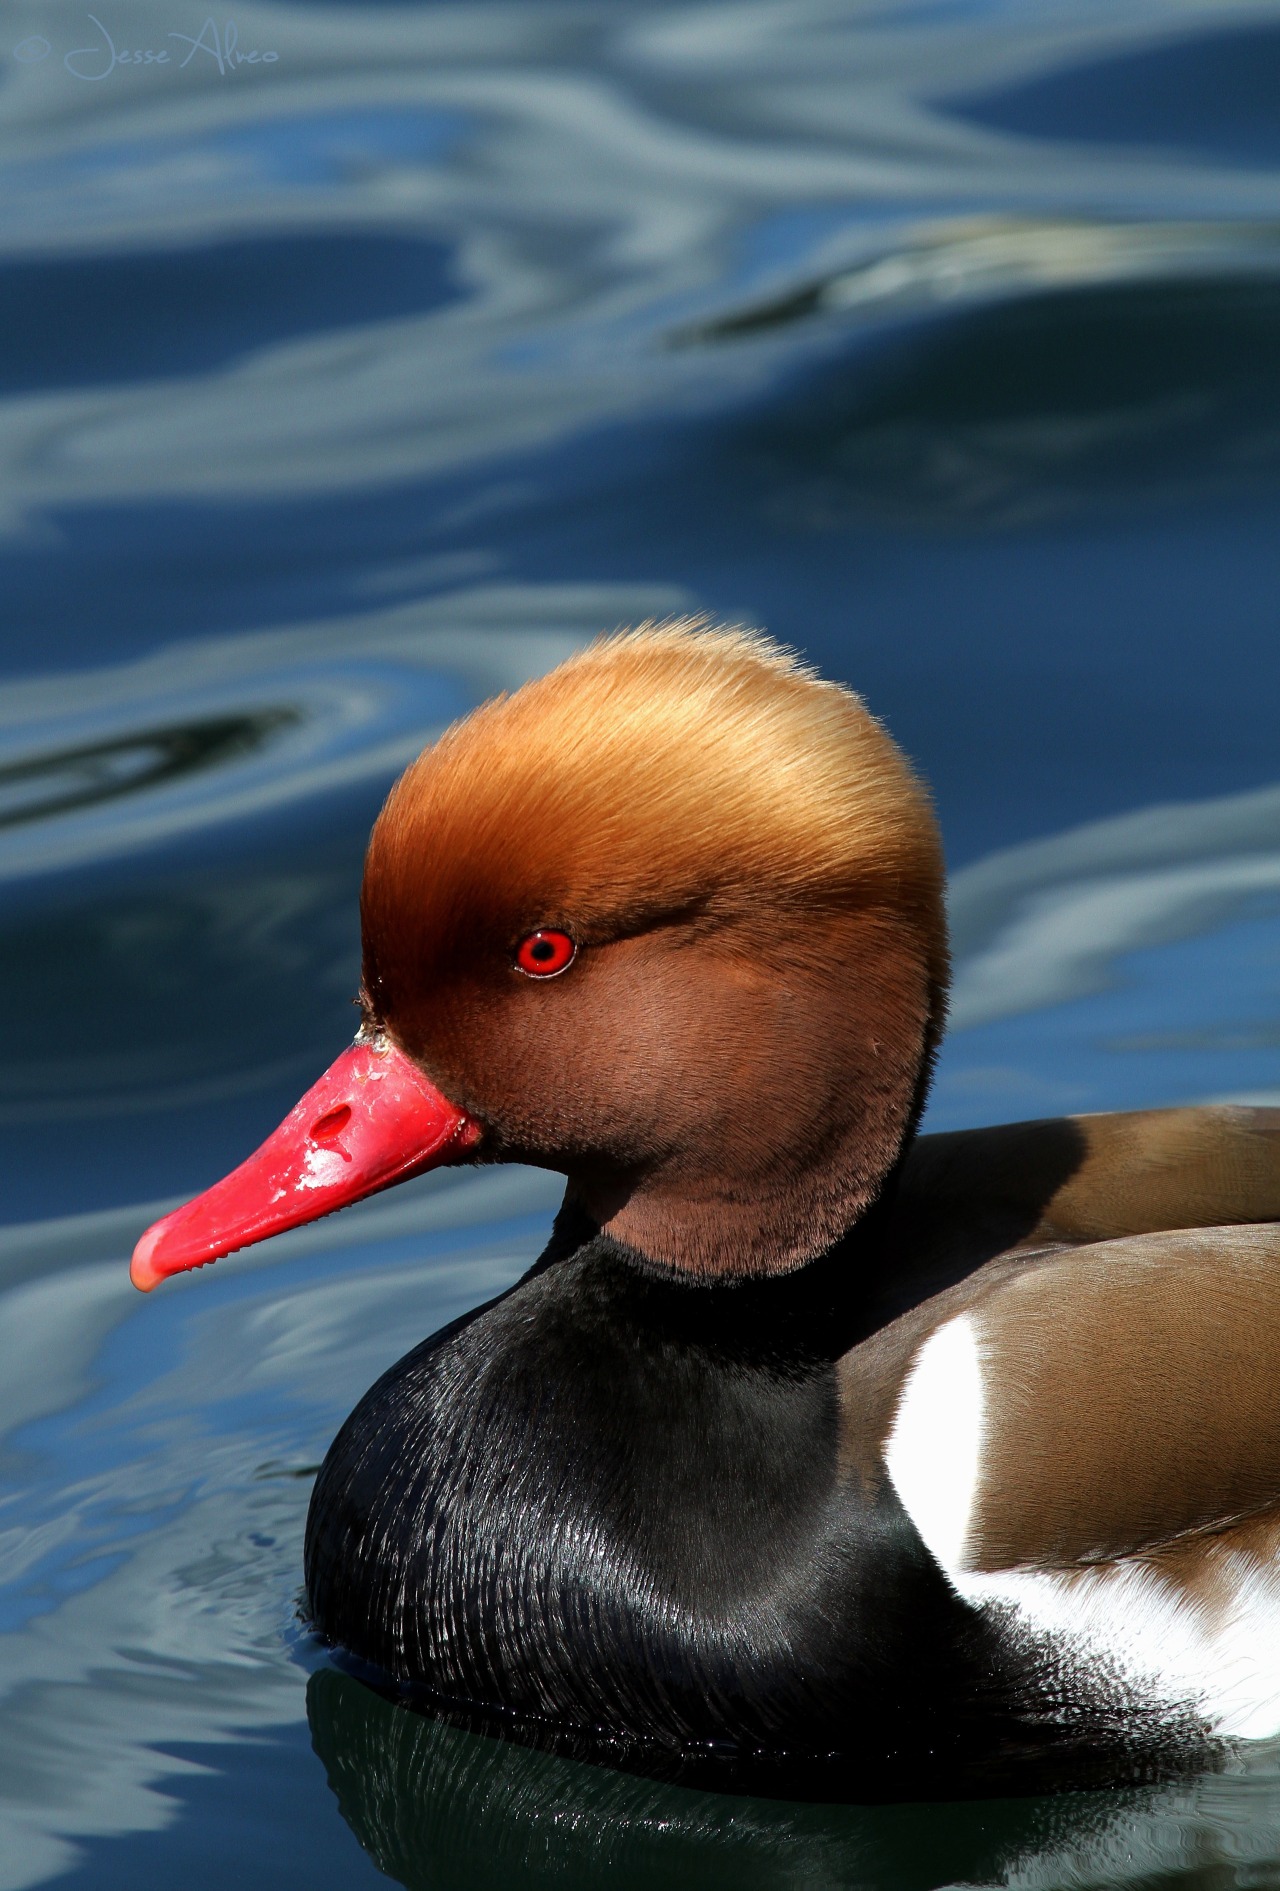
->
[387,962,620,1155]
[393,938,758,1165]
[493,942,698,1157]
[512,940,794,1165]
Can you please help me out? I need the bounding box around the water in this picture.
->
[2,0,1280,1882]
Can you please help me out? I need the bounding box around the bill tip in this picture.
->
[129,1221,168,1293]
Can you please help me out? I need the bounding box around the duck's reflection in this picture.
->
[307,1668,1177,1891]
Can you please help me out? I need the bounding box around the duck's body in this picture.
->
[132,622,1280,1798]
[310,1217,967,1792]
[306,1107,1280,1793]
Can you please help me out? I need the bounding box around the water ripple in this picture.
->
[4,0,1280,1879]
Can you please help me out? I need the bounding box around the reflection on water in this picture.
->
[679,216,1280,345]
[0,231,461,394]
[947,20,1280,167]
[0,710,296,827]
[2,0,1280,1882]
[306,1669,1164,1891]
[299,1670,1280,1891]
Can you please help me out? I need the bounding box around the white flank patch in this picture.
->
[960,1556,1280,1741]
[884,1312,1280,1740]
[884,1313,984,1578]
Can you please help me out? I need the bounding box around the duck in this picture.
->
[130,621,1280,1799]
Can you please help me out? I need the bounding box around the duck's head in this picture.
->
[131,622,946,1290]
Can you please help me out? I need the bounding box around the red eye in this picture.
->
[515,929,577,978]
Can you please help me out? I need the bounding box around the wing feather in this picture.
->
[957,1224,1280,1571]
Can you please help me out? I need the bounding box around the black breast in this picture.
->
[303,1230,1211,1795]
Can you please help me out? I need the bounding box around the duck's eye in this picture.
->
[515,929,577,978]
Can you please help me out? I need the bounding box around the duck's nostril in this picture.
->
[311,1104,353,1145]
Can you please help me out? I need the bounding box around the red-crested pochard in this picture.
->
[132,623,1280,1797]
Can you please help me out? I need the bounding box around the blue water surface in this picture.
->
[1,0,1279,1884]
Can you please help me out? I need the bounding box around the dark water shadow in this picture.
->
[0,864,358,1119]
[307,1668,1178,1891]
[719,276,1280,530]
[943,22,1280,168]
[0,231,461,394]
